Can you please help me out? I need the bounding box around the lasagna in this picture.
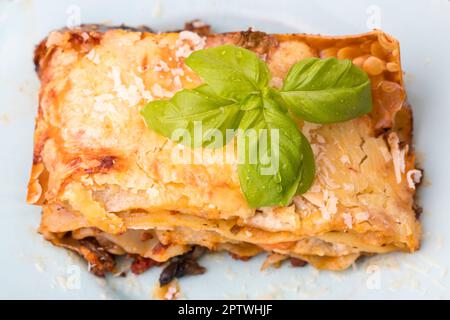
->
[27,23,422,279]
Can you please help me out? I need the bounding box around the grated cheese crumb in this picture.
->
[293,196,309,210]
[171,68,185,76]
[133,75,153,101]
[152,83,174,98]
[86,49,100,64]
[319,190,338,220]
[316,134,326,144]
[302,122,322,141]
[340,155,350,165]
[81,32,89,41]
[178,30,206,50]
[387,132,408,184]
[93,94,118,121]
[154,60,170,72]
[342,212,353,229]
[192,20,207,28]
[173,75,182,89]
[109,67,141,105]
[164,284,179,300]
[406,169,422,189]
[175,44,192,58]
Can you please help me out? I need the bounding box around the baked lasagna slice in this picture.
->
[27,24,421,277]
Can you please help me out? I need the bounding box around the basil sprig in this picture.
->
[141,45,372,208]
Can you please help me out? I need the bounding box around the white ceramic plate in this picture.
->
[1,0,449,299]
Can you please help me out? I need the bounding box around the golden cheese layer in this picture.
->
[27,26,421,271]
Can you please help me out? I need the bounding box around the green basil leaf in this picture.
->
[265,88,289,113]
[240,94,262,111]
[185,45,270,101]
[140,85,242,148]
[237,98,304,208]
[280,57,372,124]
[296,131,315,194]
